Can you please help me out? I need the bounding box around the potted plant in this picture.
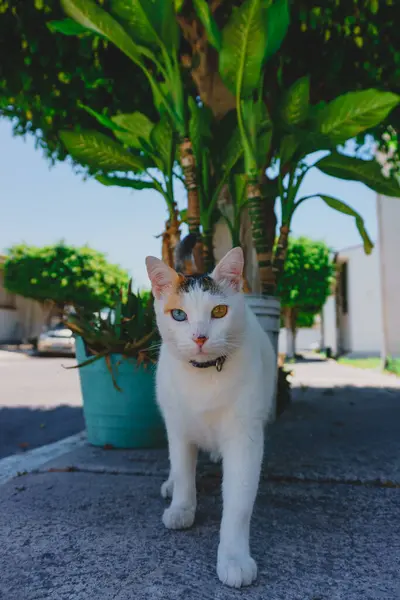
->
[67,282,165,449]
[53,0,400,420]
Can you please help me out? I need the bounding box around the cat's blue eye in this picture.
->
[171,309,187,322]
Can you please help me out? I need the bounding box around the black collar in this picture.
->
[189,356,226,372]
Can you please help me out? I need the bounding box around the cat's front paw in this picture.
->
[217,547,257,588]
[161,478,174,499]
[162,505,195,530]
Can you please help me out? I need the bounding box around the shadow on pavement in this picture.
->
[0,380,399,600]
[268,383,400,484]
[0,405,84,460]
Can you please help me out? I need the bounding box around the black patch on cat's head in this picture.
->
[177,274,221,295]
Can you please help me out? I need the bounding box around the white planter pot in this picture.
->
[244,294,281,355]
[244,294,281,421]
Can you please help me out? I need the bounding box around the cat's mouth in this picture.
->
[191,346,221,361]
[194,347,207,357]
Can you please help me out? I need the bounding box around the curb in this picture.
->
[0,431,87,486]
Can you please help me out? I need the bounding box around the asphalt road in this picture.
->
[0,350,84,459]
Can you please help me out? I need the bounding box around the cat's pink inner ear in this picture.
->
[145,256,178,299]
[212,247,244,291]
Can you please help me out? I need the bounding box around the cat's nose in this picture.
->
[193,335,208,348]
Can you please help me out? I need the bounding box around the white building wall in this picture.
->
[278,326,321,354]
[0,308,19,342]
[378,195,400,357]
[340,245,383,355]
[322,295,337,355]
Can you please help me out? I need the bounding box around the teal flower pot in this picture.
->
[75,337,166,449]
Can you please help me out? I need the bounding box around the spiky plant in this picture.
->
[67,281,159,390]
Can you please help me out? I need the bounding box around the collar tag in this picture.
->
[215,357,225,372]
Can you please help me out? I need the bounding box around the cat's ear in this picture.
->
[145,257,178,299]
[212,247,244,291]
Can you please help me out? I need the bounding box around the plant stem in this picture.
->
[273,224,290,284]
[260,174,278,295]
[203,228,214,273]
[160,201,181,269]
[247,175,276,297]
[179,137,204,273]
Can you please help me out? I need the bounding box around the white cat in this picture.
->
[145,246,276,588]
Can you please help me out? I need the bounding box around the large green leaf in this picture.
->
[61,0,142,64]
[315,89,400,144]
[47,18,91,36]
[193,0,221,51]
[206,125,245,217]
[256,126,273,168]
[79,104,127,133]
[151,80,184,136]
[281,76,310,125]
[112,112,154,148]
[296,130,335,157]
[279,134,298,166]
[318,194,374,254]
[219,0,268,98]
[110,0,154,46]
[150,115,174,172]
[110,0,178,52]
[232,174,248,209]
[60,130,146,172]
[188,98,212,164]
[96,175,155,190]
[316,152,400,197]
[265,0,290,60]
[241,94,272,170]
[174,0,185,12]
[219,126,244,175]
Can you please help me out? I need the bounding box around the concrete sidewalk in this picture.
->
[1,360,400,599]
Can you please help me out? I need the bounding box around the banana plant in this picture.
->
[273,81,400,275]
[219,173,247,248]
[60,105,182,267]
[54,0,203,270]
[187,100,245,271]
[194,0,400,295]
[217,0,289,296]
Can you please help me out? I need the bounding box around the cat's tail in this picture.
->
[174,233,198,274]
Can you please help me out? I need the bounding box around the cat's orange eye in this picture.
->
[211,305,228,319]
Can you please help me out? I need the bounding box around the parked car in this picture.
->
[37,322,76,356]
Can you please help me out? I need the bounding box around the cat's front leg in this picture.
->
[217,423,264,588]
[162,430,198,530]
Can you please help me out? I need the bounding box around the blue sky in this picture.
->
[0,119,377,288]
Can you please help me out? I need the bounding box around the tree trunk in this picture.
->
[240,239,252,293]
[178,20,236,121]
[169,202,181,260]
[203,228,214,273]
[159,204,181,269]
[284,309,293,359]
[290,308,298,358]
[273,225,290,284]
[260,174,278,295]
[161,223,173,267]
[247,178,276,297]
[284,307,297,359]
[179,137,204,273]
